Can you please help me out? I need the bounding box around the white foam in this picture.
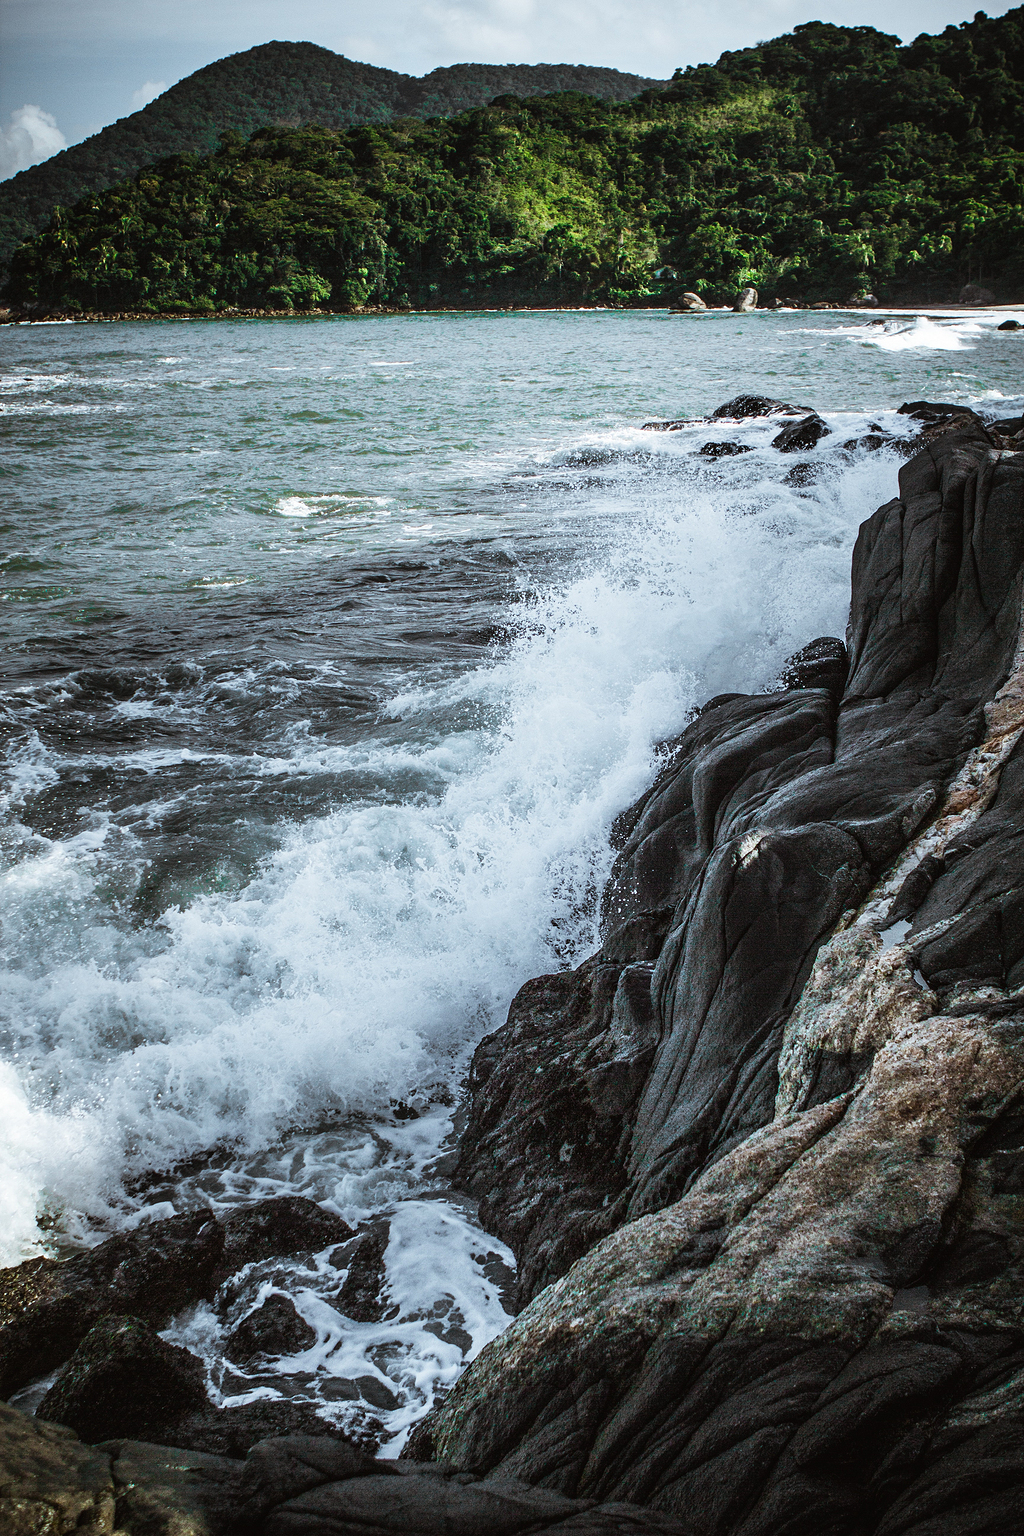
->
[829,316,985,352]
[163,1197,515,1448]
[0,423,903,1266]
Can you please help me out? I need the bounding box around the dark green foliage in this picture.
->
[7,10,1024,314]
[0,43,663,270]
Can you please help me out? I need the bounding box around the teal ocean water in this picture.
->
[2,305,1022,1443]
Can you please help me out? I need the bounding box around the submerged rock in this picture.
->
[698,441,753,458]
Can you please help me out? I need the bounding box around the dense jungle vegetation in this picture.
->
[5,9,1023,313]
[0,47,660,269]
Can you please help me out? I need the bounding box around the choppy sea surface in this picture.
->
[2,305,1022,1445]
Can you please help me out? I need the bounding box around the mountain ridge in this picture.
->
[0,43,665,270]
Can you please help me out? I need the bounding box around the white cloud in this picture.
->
[131,80,168,110]
[0,104,67,182]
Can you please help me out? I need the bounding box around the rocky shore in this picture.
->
[3,402,1024,1533]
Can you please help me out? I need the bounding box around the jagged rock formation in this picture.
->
[431,410,1024,1532]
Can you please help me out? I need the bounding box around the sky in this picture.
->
[0,0,1017,178]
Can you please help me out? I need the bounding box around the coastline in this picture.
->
[3,301,1024,325]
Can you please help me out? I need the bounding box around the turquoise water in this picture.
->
[2,305,1021,1441]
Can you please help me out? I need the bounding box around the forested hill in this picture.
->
[6,10,1024,315]
[0,46,663,269]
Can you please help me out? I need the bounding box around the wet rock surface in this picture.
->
[0,1197,351,1399]
[331,1226,390,1323]
[224,1295,317,1364]
[435,410,1024,1530]
[771,412,830,451]
[37,1315,208,1444]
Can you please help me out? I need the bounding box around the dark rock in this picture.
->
[997,319,1023,330]
[959,283,997,305]
[332,1226,389,1322]
[433,416,1024,1532]
[711,396,811,420]
[777,637,848,694]
[733,286,758,312]
[216,1195,353,1285]
[454,963,652,1306]
[771,413,829,452]
[224,1293,317,1363]
[237,1434,696,1535]
[169,1399,348,1459]
[103,1439,243,1536]
[698,442,753,459]
[0,1196,350,1399]
[896,400,984,426]
[990,416,1024,435]
[0,1212,222,1398]
[851,293,879,307]
[36,1314,207,1444]
[910,732,1024,994]
[0,1401,116,1534]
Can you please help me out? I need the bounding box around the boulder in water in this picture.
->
[672,292,706,312]
[733,286,757,311]
[771,412,829,451]
[698,441,753,458]
[0,1211,223,1398]
[224,1293,317,1363]
[711,395,810,420]
[331,1224,390,1322]
[998,318,1023,330]
[215,1195,353,1286]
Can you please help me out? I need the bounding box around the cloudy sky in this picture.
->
[0,0,1016,177]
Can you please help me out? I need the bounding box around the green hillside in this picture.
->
[0,44,663,271]
[6,11,1023,314]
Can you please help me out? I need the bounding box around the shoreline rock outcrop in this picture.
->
[4,403,1024,1532]
[426,407,1024,1532]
